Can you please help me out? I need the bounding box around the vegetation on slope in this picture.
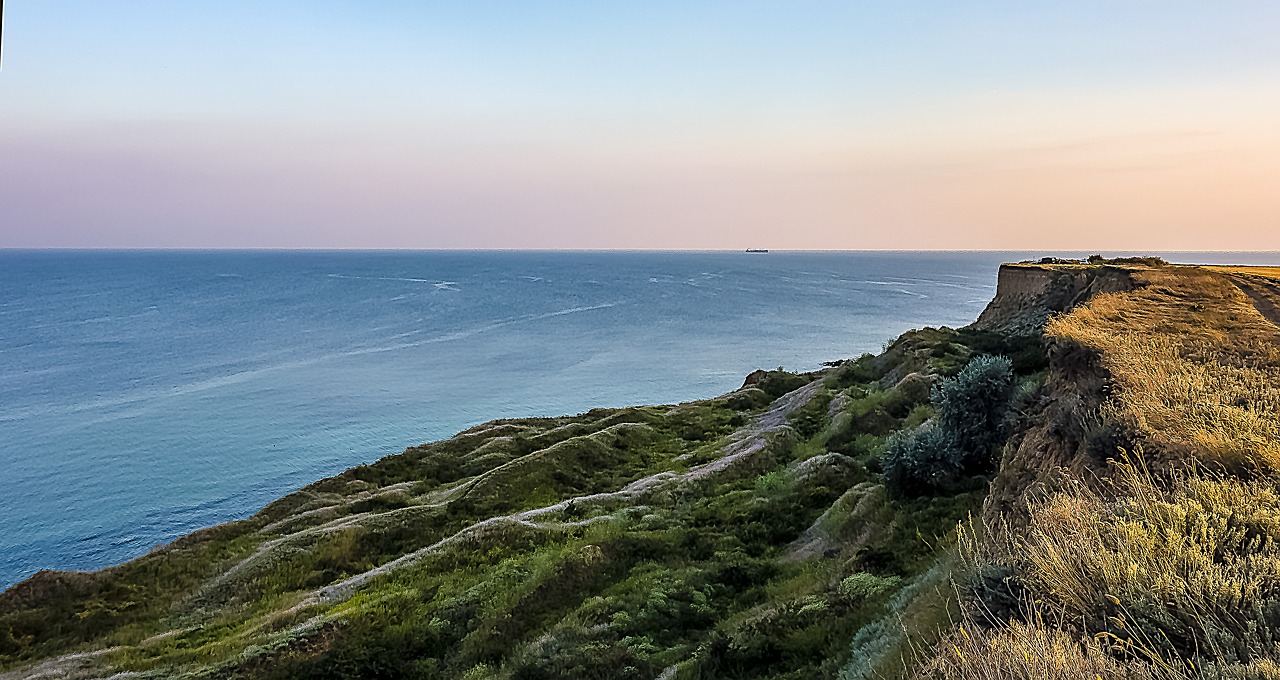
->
[18,260,1276,680]
[928,264,1280,679]
[881,355,1019,497]
[0,325,1041,679]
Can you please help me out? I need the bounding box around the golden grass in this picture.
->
[931,265,1280,678]
[947,457,1280,674]
[1046,267,1280,473]
[921,620,1178,679]
[1019,456,1280,661]
[941,457,1280,675]
[1035,269,1280,664]
[1204,266,1280,280]
[924,618,1280,680]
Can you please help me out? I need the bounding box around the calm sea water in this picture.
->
[2,250,1277,588]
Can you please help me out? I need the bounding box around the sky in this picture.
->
[1,1,1279,249]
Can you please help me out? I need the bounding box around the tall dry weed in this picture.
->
[1011,454,1280,666]
[920,620,1181,680]
[930,267,1280,678]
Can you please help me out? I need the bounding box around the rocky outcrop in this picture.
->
[971,264,1137,336]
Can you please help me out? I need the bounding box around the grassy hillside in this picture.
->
[6,260,1279,680]
[0,318,1044,679]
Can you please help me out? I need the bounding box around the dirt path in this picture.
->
[1226,273,1280,328]
[0,648,135,680]
[312,378,824,604]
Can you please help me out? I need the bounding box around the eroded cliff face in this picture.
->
[971,264,1136,336]
[969,264,1155,531]
[982,339,1113,531]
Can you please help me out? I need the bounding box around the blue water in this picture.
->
[2,250,1277,588]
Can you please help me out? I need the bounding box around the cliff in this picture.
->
[970,262,1137,336]
[934,262,1280,678]
[4,261,1280,680]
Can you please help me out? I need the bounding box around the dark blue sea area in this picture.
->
[2,249,1277,588]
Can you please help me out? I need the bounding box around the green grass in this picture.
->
[1,321,1036,679]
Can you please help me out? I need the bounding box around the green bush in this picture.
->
[932,355,1015,472]
[829,354,883,387]
[838,572,901,602]
[755,370,811,399]
[881,425,962,496]
[882,355,1015,497]
[1086,254,1167,267]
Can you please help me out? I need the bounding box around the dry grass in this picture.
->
[924,617,1280,680]
[1204,266,1280,280]
[1019,456,1280,663]
[1036,268,1280,666]
[1046,267,1280,473]
[920,620,1180,680]
[931,265,1280,678]
[941,456,1280,674]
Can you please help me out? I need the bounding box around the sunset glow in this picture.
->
[3,2,1278,249]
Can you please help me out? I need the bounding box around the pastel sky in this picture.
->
[2,1,1279,249]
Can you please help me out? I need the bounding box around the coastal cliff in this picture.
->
[971,262,1137,335]
[5,260,1280,680]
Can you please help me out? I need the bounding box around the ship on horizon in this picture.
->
[745,248,769,253]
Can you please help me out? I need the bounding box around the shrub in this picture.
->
[881,425,962,496]
[1086,254,1168,267]
[754,370,811,399]
[961,563,1027,626]
[954,328,1048,375]
[838,572,901,602]
[829,353,883,387]
[882,356,1015,497]
[932,355,1015,472]
[787,392,832,439]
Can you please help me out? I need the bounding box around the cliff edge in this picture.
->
[970,263,1137,336]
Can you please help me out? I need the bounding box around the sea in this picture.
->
[2,250,1277,588]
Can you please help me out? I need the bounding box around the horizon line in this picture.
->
[4,247,1280,254]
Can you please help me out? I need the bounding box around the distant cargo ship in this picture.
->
[745,249,769,253]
